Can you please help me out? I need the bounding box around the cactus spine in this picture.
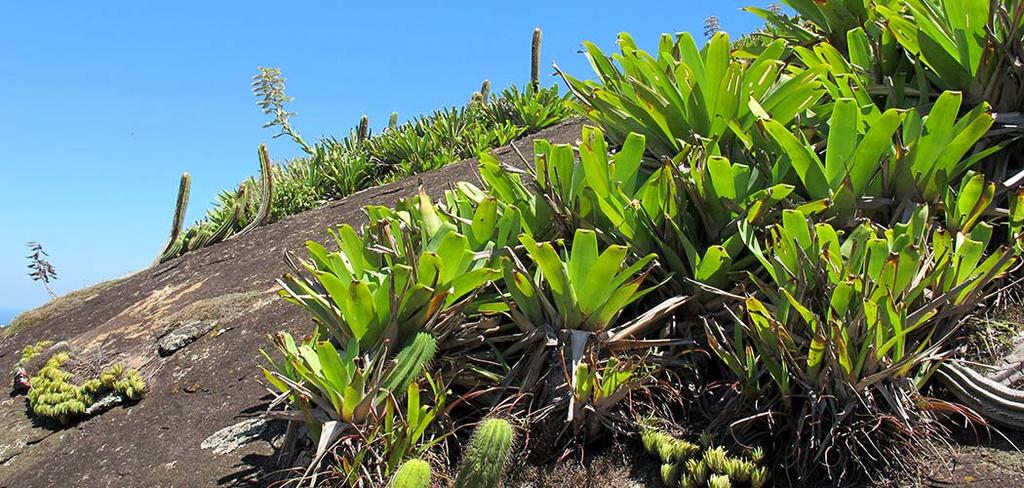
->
[530,28,542,92]
[358,115,370,142]
[454,418,515,488]
[156,172,191,264]
[232,144,274,238]
[391,458,431,488]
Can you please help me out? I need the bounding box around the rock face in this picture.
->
[0,120,584,487]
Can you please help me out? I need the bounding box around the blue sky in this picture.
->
[0,1,768,311]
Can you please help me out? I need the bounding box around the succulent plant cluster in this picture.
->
[642,428,768,488]
[14,345,145,424]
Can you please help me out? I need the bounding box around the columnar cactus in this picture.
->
[389,111,399,129]
[198,188,244,248]
[391,458,431,488]
[531,28,542,91]
[233,144,274,238]
[358,114,370,142]
[156,172,191,264]
[454,418,516,488]
[381,333,437,396]
[480,79,491,102]
[189,225,218,252]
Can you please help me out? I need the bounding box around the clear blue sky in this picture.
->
[0,1,768,311]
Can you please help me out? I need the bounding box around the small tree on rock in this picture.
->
[26,242,58,299]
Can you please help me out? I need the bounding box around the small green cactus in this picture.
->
[380,333,437,398]
[161,238,184,263]
[389,111,399,129]
[391,458,431,488]
[205,188,245,245]
[455,418,516,488]
[157,172,191,264]
[186,221,217,251]
[530,28,542,91]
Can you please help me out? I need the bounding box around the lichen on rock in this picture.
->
[158,320,217,356]
[200,418,276,455]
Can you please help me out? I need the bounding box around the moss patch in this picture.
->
[156,290,265,336]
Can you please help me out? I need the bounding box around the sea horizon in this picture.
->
[0,307,23,326]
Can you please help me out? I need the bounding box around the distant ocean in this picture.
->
[0,308,22,326]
